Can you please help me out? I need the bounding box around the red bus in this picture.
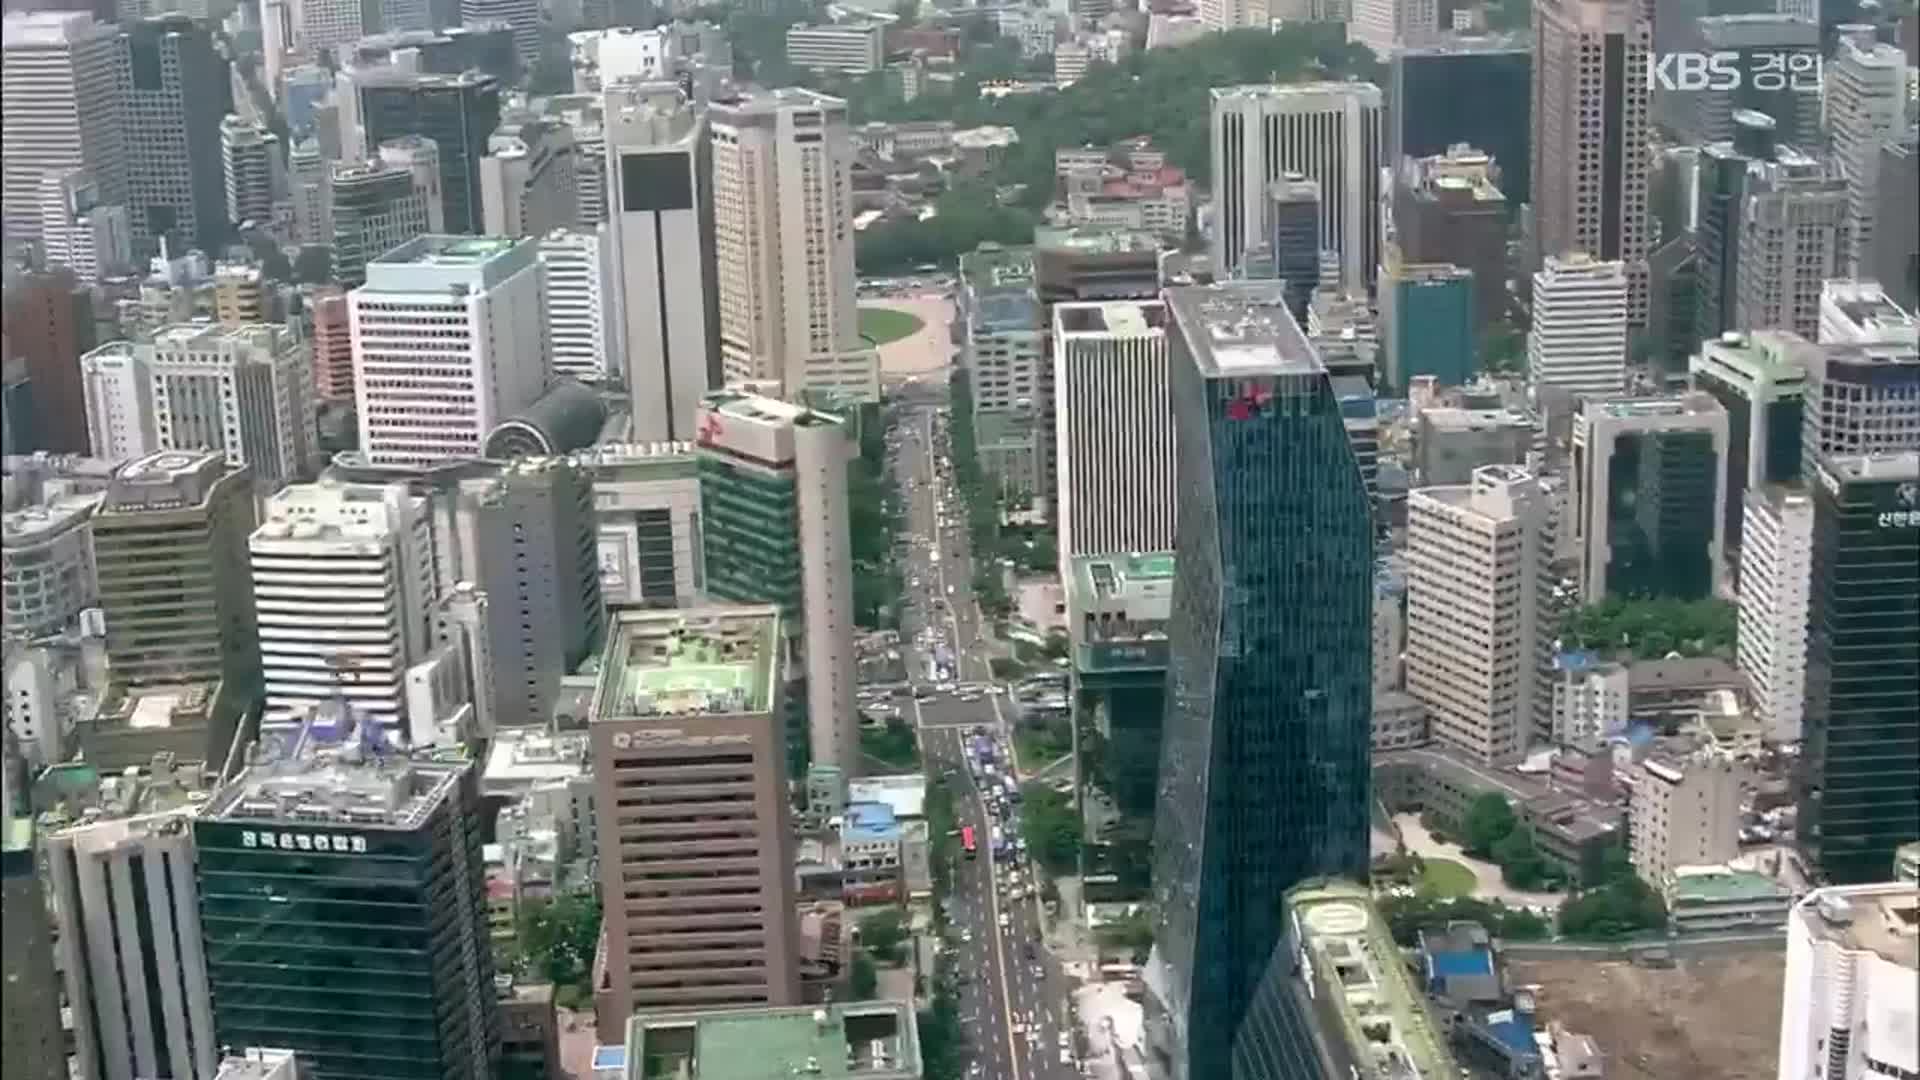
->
[961,825,977,858]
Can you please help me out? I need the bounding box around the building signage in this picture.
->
[240,830,366,853]
[1879,482,1920,528]
[609,731,752,749]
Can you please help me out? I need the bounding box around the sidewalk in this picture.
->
[1392,813,1566,909]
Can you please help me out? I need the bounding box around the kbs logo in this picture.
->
[1645,50,1822,92]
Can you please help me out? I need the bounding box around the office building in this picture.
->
[1818,278,1920,347]
[697,391,856,776]
[709,88,869,399]
[1388,36,1531,206]
[1,269,95,453]
[1350,0,1440,58]
[1066,552,1173,834]
[589,606,800,1022]
[1737,484,1812,743]
[221,114,282,231]
[0,11,125,245]
[480,119,579,238]
[309,287,354,403]
[376,136,446,233]
[604,82,717,441]
[1210,83,1382,291]
[39,168,132,286]
[1265,174,1321,323]
[1797,452,1920,884]
[1695,112,1791,341]
[1415,407,1534,485]
[577,441,703,607]
[1531,0,1652,325]
[1052,300,1175,565]
[1801,328,1920,475]
[1690,329,1811,558]
[1630,749,1742,886]
[1827,29,1908,275]
[1381,261,1475,390]
[1776,882,1919,1080]
[1735,151,1848,343]
[1147,283,1373,1080]
[1528,254,1628,397]
[329,159,432,286]
[452,457,603,729]
[784,22,883,74]
[1572,393,1730,601]
[958,244,1045,498]
[2,815,65,1080]
[539,226,617,383]
[123,16,229,254]
[460,0,537,70]
[79,323,317,492]
[1406,465,1548,764]
[1868,130,1918,311]
[349,68,501,234]
[0,490,99,649]
[286,138,331,247]
[351,235,549,467]
[293,0,361,54]
[1395,146,1509,332]
[249,479,436,739]
[1687,14,1821,147]
[196,711,498,1078]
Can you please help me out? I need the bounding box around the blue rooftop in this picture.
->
[843,801,901,842]
[1553,650,1602,673]
[591,1045,627,1071]
[1482,1006,1537,1053]
[1427,949,1495,981]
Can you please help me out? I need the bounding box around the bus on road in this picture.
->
[961,825,977,859]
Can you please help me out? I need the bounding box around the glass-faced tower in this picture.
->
[1145,283,1375,1080]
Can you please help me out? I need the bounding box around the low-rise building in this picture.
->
[1373,691,1429,751]
[1664,864,1792,935]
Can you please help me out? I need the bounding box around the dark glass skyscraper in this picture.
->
[1389,39,1531,206]
[1797,451,1920,885]
[355,70,502,234]
[1146,283,1374,1080]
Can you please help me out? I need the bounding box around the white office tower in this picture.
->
[1052,300,1176,566]
[1818,279,1920,346]
[1737,485,1812,743]
[293,0,362,56]
[568,109,608,228]
[480,119,580,238]
[1528,254,1628,398]
[288,138,331,245]
[709,88,874,401]
[1210,83,1383,292]
[1348,0,1439,58]
[1200,0,1274,28]
[1,12,126,245]
[350,235,550,467]
[79,324,317,491]
[250,479,436,740]
[538,226,617,383]
[1826,28,1909,275]
[605,82,716,442]
[1405,465,1548,764]
[462,0,539,69]
[784,22,885,74]
[39,168,132,286]
[1776,883,1919,1080]
[1801,316,1920,471]
[221,114,283,231]
[47,803,219,1080]
[260,0,289,99]
[377,135,445,234]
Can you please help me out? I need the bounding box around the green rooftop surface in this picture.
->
[1288,880,1458,1079]
[631,1004,919,1079]
[597,608,778,719]
[1669,868,1790,903]
[1068,552,1176,605]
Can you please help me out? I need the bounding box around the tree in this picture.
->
[1493,827,1547,889]
[1463,793,1518,857]
[515,893,603,997]
[1020,783,1084,872]
[1094,908,1155,962]
[860,907,910,961]
[850,951,880,998]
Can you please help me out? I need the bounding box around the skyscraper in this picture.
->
[1052,300,1176,565]
[1388,36,1531,206]
[1380,260,1476,390]
[459,0,538,72]
[328,159,431,286]
[1266,174,1320,324]
[1801,308,1920,473]
[1689,328,1811,557]
[350,68,501,234]
[1531,0,1651,325]
[1776,883,1920,1080]
[1735,149,1847,343]
[1688,14,1821,147]
[123,16,230,254]
[1869,130,1918,312]
[0,11,125,245]
[1529,253,1629,397]
[538,225,618,383]
[38,167,131,287]
[479,119,579,238]
[1571,393,1730,601]
[1,269,96,453]
[604,81,717,441]
[1737,484,1812,742]
[350,235,550,467]
[221,113,282,232]
[1797,452,1919,884]
[1826,29,1908,275]
[1211,83,1383,291]
[1350,0,1439,58]
[1147,282,1373,1080]
[1395,146,1509,332]
[1695,111,1782,342]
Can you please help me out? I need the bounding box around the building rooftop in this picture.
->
[1054,300,1168,338]
[593,606,780,721]
[1210,81,1383,104]
[847,774,927,820]
[1164,282,1322,377]
[1288,881,1459,1079]
[1794,883,1920,971]
[842,801,900,843]
[1580,391,1725,424]
[1691,330,1813,385]
[1032,223,1165,255]
[1668,866,1790,904]
[1,491,98,547]
[362,234,538,291]
[1420,406,1533,432]
[1822,280,1919,344]
[625,1001,922,1079]
[252,479,418,546]
[482,728,590,791]
[1067,552,1175,613]
[1819,449,1920,483]
[960,243,1035,289]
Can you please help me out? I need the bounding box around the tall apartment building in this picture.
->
[1572,393,1730,602]
[249,480,436,740]
[1689,329,1812,557]
[196,715,498,1077]
[123,16,229,253]
[0,11,125,246]
[480,119,579,238]
[221,114,283,231]
[1530,0,1651,325]
[1737,484,1812,743]
[1529,254,1629,397]
[1395,147,1509,332]
[604,82,717,442]
[1406,465,1548,764]
[1,269,96,453]
[1149,282,1373,1079]
[348,68,501,234]
[1629,750,1742,887]
[39,168,132,286]
[1826,28,1909,275]
[1388,38,1532,207]
[351,235,550,467]
[1052,300,1175,567]
[538,226,617,383]
[309,287,354,403]
[452,457,603,729]
[784,22,883,74]
[1797,452,1920,885]
[709,88,870,400]
[1776,883,1920,1080]
[79,323,317,492]
[1210,83,1383,292]
[329,159,431,286]
[696,391,856,776]
[589,606,800,1022]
